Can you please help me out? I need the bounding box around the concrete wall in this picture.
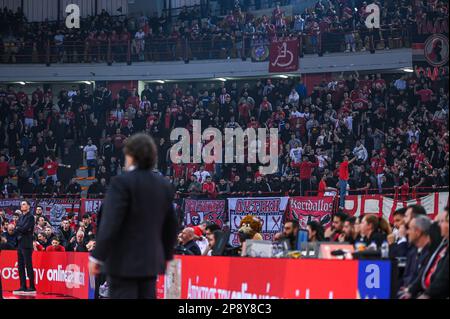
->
[0,49,412,82]
[127,0,163,16]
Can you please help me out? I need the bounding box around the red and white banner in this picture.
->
[80,199,103,216]
[288,196,334,229]
[228,197,289,246]
[344,192,449,222]
[36,198,81,228]
[158,256,358,299]
[0,251,94,299]
[183,199,226,229]
[269,39,299,73]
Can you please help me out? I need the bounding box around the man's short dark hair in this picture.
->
[124,133,158,170]
[334,211,348,223]
[205,223,221,233]
[82,214,90,219]
[286,220,300,229]
[393,207,407,217]
[345,216,356,225]
[407,204,427,217]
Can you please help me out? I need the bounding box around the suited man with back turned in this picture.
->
[89,133,178,299]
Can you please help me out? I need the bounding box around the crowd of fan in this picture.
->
[175,204,448,298]
[0,206,95,253]
[2,0,447,63]
[1,68,448,200]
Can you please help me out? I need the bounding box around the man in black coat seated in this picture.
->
[177,227,201,255]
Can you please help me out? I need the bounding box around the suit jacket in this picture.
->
[409,239,448,298]
[425,249,449,299]
[15,212,35,249]
[91,169,177,278]
[402,244,431,288]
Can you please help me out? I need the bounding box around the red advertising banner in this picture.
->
[163,256,358,299]
[0,251,94,299]
[269,39,299,73]
[183,199,226,229]
[288,196,334,229]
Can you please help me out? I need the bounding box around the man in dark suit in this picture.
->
[14,200,36,294]
[403,206,449,299]
[89,133,177,299]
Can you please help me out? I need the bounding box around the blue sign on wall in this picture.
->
[358,260,391,299]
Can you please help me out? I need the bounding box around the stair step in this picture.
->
[76,169,89,178]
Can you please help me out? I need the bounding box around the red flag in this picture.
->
[269,39,299,73]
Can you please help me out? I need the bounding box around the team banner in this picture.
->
[269,39,299,73]
[0,199,36,221]
[36,198,81,228]
[80,199,103,216]
[183,199,226,229]
[344,192,449,222]
[288,196,334,229]
[228,197,289,246]
[0,251,94,299]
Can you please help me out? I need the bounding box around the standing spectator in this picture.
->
[337,156,356,209]
[83,138,98,177]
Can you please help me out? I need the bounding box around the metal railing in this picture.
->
[0,27,412,64]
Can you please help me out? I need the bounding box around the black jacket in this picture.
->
[402,243,431,288]
[15,212,35,249]
[91,169,178,278]
[409,239,448,298]
[182,240,201,256]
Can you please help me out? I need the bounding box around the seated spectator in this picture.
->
[46,238,66,252]
[1,223,18,250]
[356,215,390,249]
[404,206,449,299]
[274,220,300,249]
[192,225,208,255]
[306,220,325,243]
[36,232,50,249]
[338,216,357,244]
[56,219,75,250]
[69,231,88,252]
[178,227,201,255]
[398,215,432,296]
[325,211,347,241]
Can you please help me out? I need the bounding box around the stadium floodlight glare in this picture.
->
[402,68,414,73]
[83,81,92,85]
[155,80,165,84]
[18,81,26,85]
[278,75,289,78]
[216,78,227,82]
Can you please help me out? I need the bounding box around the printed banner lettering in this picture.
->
[183,199,226,229]
[288,196,334,229]
[228,197,289,246]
